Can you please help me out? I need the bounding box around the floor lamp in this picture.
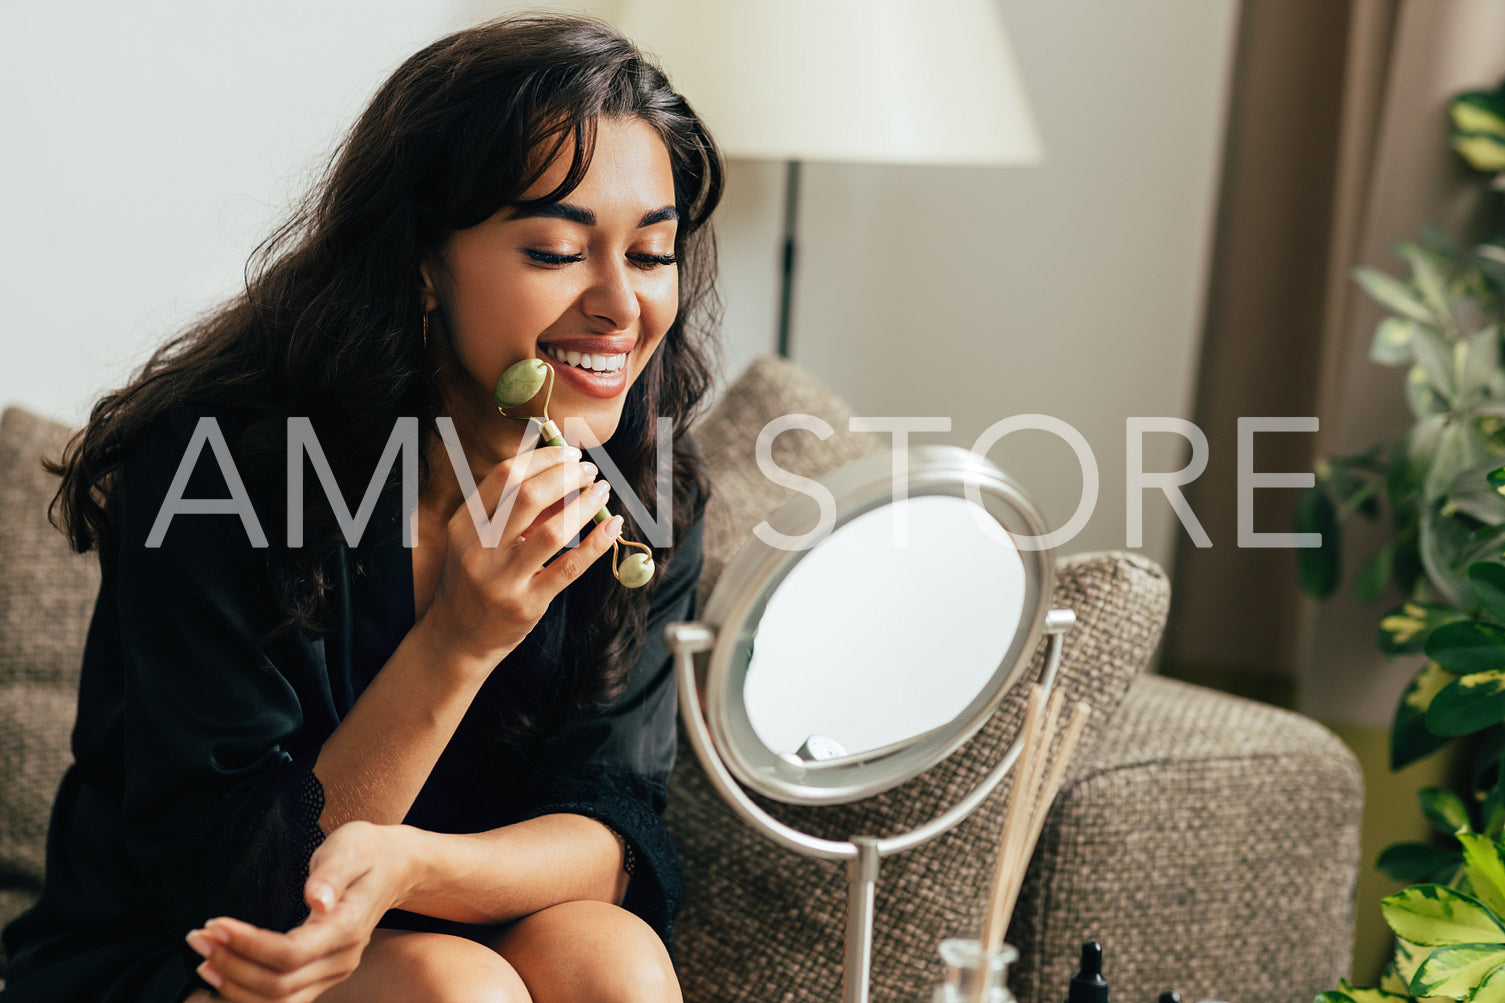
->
[614,0,1044,358]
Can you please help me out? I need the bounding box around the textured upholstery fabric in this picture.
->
[0,408,96,689]
[0,408,96,972]
[1012,675,1363,1003]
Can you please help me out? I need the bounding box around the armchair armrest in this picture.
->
[1009,675,1364,1003]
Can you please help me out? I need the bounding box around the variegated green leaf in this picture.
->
[1429,670,1505,737]
[1415,327,1460,403]
[1423,513,1477,610]
[1452,93,1505,138]
[1404,245,1457,335]
[1338,980,1411,1003]
[1463,326,1503,400]
[1426,421,1488,502]
[1463,527,1505,571]
[1383,885,1505,947]
[1459,832,1505,919]
[1394,662,1463,770]
[1380,842,1463,883]
[1411,366,1448,418]
[1375,318,1421,366]
[1413,413,1451,469]
[1412,944,1505,999]
[1422,787,1475,835]
[1382,962,1411,997]
[1472,564,1505,626]
[1397,938,1429,987]
[1426,623,1505,675]
[1448,462,1505,527]
[1316,993,1352,1003]
[1455,134,1505,173]
[1470,959,1505,1003]
[1382,603,1470,656]
[1357,266,1439,325]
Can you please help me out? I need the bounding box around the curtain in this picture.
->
[1162,0,1505,727]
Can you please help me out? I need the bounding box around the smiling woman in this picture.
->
[0,14,723,1003]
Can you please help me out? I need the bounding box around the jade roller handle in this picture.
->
[537,419,610,525]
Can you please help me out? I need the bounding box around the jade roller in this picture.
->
[493,358,655,588]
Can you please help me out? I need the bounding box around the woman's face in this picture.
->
[422,116,679,449]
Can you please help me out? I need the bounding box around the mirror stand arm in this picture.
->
[668,622,859,862]
[844,837,882,1003]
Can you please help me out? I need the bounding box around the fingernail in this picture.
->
[607,515,623,539]
[559,446,582,460]
[593,481,612,499]
[202,918,236,941]
[197,962,223,989]
[580,461,598,478]
[185,930,211,957]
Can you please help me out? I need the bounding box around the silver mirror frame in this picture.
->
[696,444,1056,805]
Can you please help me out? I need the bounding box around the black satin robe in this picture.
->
[1,408,698,1003]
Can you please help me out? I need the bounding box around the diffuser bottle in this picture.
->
[928,938,1019,1003]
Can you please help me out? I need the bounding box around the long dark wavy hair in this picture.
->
[45,14,724,739]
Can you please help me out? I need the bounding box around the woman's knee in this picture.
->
[316,930,530,1003]
[494,901,680,1003]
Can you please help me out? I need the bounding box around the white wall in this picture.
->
[2,0,1238,574]
[1,0,465,426]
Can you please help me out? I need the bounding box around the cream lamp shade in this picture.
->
[613,0,1044,166]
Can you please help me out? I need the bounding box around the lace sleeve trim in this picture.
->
[522,763,683,951]
[208,753,328,932]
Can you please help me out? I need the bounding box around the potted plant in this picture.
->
[1302,78,1505,1001]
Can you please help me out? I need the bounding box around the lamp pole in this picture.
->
[777,159,802,359]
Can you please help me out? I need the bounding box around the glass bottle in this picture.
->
[930,938,1019,1003]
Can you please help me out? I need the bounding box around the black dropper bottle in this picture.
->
[1065,941,1109,1003]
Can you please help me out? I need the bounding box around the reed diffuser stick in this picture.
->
[998,700,1091,928]
[1002,690,1064,897]
[978,685,1044,960]
[972,685,1093,1003]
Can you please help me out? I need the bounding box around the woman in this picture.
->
[1,14,721,1003]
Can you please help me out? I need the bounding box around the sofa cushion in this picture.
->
[670,358,1170,1002]
[0,407,98,689]
[0,406,100,971]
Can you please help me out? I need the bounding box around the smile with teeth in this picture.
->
[544,345,628,374]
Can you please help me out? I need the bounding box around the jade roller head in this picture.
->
[493,358,548,410]
[493,359,656,589]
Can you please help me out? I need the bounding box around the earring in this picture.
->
[422,310,430,349]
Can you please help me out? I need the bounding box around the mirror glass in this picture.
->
[741,494,1027,762]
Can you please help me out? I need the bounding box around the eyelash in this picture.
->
[524,249,677,269]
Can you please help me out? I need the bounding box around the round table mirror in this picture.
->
[695,444,1055,805]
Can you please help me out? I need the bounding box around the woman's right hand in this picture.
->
[186,821,415,1003]
[420,444,623,667]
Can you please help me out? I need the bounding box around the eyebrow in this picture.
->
[509,202,678,228]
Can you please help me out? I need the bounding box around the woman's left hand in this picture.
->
[185,820,415,1003]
